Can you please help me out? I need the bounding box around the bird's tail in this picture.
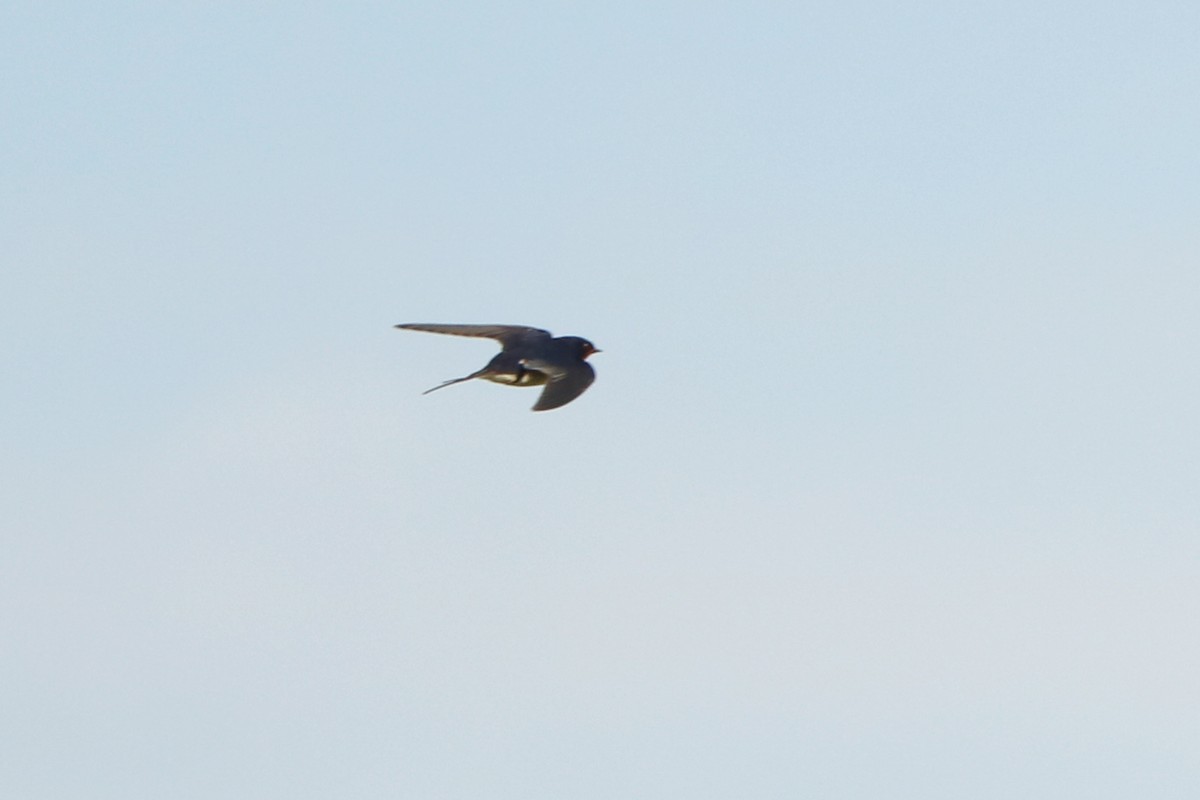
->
[421,369,486,395]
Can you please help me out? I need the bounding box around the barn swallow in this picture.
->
[394,323,601,411]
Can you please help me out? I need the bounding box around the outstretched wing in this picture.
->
[394,323,551,349]
[524,359,596,411]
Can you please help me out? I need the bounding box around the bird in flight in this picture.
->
[394,323,601,411]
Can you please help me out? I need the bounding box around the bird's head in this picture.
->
[563,337,601,359]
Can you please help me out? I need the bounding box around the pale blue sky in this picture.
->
[3,2,1199,798]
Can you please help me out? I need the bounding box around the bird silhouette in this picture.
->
[395,323,600,411]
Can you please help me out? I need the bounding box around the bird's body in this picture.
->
[395,323,600,411]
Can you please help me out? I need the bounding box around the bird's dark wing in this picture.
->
[524,359,596,411]
[394,323,551,348]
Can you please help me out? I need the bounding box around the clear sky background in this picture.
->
[3,2,1198,797]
